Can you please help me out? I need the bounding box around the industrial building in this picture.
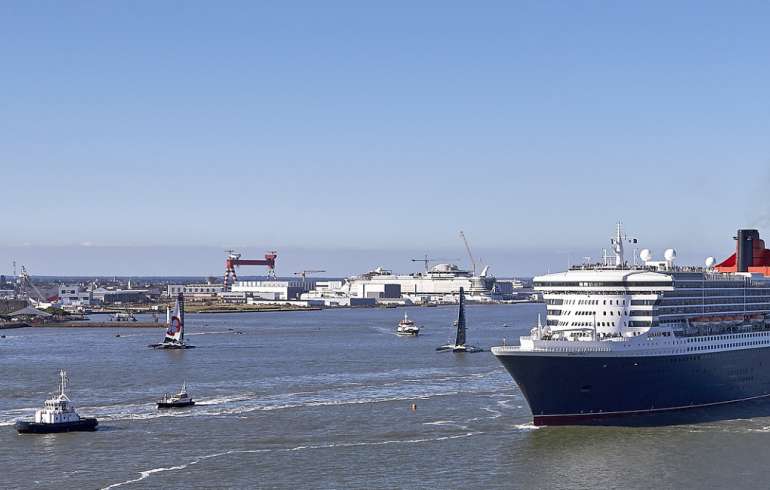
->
[231,281,304,301]
[58,285,93,306]
[166,284,223,300]
[92,288,150,304]
[343,264,498,303]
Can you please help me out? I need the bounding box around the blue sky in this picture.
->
[2,2,770,276]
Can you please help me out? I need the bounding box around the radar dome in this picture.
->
[705,256,716,268]
[640,249,653,262]
[664,249,677,262]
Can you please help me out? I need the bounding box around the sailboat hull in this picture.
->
[436,344,484,353]
[149,342,195,350]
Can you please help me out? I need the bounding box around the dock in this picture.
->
[37,321,165,328]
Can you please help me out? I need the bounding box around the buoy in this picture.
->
[410,403,417,411]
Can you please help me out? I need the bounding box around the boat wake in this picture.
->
[101,431,479,489]
[1,368,515,427]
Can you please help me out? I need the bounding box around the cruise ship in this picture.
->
[492,225,770,425]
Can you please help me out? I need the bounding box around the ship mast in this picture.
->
[611,222,625,267]
[59,370,68,398]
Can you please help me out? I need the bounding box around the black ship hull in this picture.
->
[495,347,770,426]
[15,418,98,434]
[149,343,195,350]
[157,400,195,409]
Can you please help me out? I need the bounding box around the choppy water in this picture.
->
[3,304,770,489]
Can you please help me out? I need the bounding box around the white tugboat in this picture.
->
[157,382,195,409]
[149,293,194,349]
[15,370,98,434]
[396,312,420,336]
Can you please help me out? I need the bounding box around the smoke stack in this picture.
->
[736,229,760,272]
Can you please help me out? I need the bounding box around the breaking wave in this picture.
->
[102,432,479,489]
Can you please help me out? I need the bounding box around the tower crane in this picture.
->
[411,254,461,272]
[223,249,278,291]
[459,231,477,276]
[293,270,326,289]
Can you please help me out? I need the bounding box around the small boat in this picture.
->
[15,370,98,434]
[396,312,420,336]
[157,382,195,409]
[437,288,483,353]
[113,311,137,322]
[149,293,194,349]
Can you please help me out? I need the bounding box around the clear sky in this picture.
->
[2,1,770,276]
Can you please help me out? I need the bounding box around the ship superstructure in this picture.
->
[492,224,770,425]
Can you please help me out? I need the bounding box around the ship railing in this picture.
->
[493,344,615,353]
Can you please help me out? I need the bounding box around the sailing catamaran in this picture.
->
[436,287,483,353]
[149,293,194,349]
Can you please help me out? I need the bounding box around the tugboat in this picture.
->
[15,370,98,434]
[396,312,420,336]
[149,293,194,349]
[157,382,195,409]
[436,288,483,353]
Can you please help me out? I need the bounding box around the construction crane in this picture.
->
[459,230,477,276]
[293,270,326,289]
[223,250,278,291]
[16,265,45,303]
[411,254,461,272]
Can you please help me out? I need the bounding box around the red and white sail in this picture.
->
[164,293,184,343]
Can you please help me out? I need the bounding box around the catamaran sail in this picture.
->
[454,288,466,347]
[150,293,194,349]
[436,287,483,353]
[164,293,185,344]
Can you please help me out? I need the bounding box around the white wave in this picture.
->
[479,406,503,419]
[194,394,255,406]
[512,423,540,431]
[102,432,479,489]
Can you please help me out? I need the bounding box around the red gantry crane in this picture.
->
[223,250,278,291]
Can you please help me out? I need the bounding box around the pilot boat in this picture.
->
[157,382,195,409]
[396,312,420,336]
[15,370,98,434]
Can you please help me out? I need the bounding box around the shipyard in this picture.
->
[0,233,536,330]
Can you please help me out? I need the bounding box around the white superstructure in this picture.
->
[34,370,82,424]
[495,224,770,356]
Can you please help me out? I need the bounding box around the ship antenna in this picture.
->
[59,369,67,396]
[537,313,543,338]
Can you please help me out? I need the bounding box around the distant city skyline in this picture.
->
[3,2,770,275]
